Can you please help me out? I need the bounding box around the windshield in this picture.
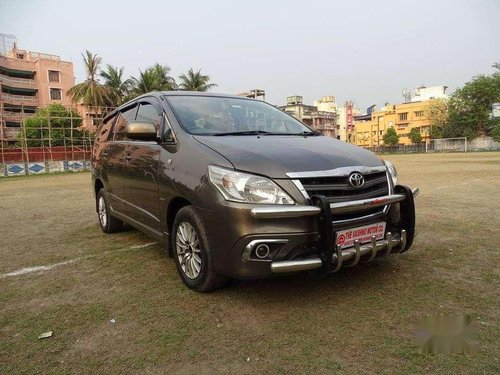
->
[166,96,314,136]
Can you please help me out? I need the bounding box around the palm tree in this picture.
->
[178,68,217,91]
[150,63,177,90]
[67,50,111,108]
[130,63,177,97]
[100,64,133,106]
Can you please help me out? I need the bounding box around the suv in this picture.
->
[91,92,418,292]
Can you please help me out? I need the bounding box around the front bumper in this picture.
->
[271,229,407,274]
[249,185,418,276]
[251,187,419,219]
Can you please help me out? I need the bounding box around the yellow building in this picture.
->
[354,100,437,146]
[354,85,448,146]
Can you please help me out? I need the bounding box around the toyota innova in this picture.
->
[91,92,418,291]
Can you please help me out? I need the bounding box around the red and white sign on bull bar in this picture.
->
[335,222,386,248]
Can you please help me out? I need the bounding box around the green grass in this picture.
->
[1,152,499,374]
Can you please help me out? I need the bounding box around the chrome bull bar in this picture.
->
[271,230,407,274]
[251,188,419,219]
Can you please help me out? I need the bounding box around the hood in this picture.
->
[194,135,383,178]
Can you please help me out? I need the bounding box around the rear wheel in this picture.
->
[97,188,123,233]
[172,206,228,292]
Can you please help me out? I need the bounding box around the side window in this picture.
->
[96,115,116,144]
[113,105,137,141]
[136,103,161,131]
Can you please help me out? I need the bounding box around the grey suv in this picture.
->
[91,92,418,291]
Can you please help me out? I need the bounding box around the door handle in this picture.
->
[124,155,132,161]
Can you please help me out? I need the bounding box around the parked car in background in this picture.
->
[91,92,418,291]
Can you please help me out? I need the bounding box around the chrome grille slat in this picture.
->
[302,176,387,192]
[296,169,390,221]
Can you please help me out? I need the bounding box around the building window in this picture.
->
[50,88,62,100]
[414,110,424,117]
[48,70,60,83]
[399,112,408,121]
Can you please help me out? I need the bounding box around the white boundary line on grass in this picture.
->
[1,242,158,278]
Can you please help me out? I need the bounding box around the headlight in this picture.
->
[208,165,294,205]
[384,160,398,186]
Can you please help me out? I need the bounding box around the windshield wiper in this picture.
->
[288,131,321,136]
[213,130,273,136]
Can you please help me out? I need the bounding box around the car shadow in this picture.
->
[217,256,406,303]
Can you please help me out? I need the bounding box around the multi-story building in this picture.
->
[354,85,448,146]
[336,101,359,143]
[0,42,75,143]
[280,96,338,138]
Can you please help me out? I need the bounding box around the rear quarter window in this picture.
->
[95,115,116,143]
[93,115,117,161]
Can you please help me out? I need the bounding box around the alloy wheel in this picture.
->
[176,222,202,279]
[98,196,107,227]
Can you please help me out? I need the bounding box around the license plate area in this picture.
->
[335,222,386,249]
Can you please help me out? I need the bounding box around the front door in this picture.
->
[105,104,138,213]
[121,100,163,232]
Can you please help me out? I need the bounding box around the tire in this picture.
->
[172,206,228,292]
[97,188,123,234]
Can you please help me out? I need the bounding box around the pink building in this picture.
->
[0,42,75,142]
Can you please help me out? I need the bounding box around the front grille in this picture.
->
[298,170,390,223]
[299,171,389,203]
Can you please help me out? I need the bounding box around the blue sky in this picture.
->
[1,0,499,110]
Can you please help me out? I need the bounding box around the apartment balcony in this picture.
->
[0,74,36,89]
[1,110,23,122]
[1,126,21,141]
[0,93,39,105]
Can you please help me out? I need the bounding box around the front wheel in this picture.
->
[97,188,123,234]
[172,206,228,292]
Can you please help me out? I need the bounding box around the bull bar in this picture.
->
[250,185,418,274]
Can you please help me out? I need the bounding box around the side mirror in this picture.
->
[126,121,157,141]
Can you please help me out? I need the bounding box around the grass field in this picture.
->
[1,152,499,374]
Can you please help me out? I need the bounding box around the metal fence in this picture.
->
[1,104,114,177]
[364,137,500,154]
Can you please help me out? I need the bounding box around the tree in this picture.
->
[443,73,500,138]
[67,50,111,108]
[100,64,133,106]
[131,63,177,97]
[425,98,447,139]
[409,128,422,144]
[179,68,217,91]
[493,62,500,76]
[383,127,399,146]
[20,104,83,147]
[492,124,500,142]
[150,63,177,90]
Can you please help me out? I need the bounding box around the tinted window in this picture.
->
[93,115,117,160]
[166,96,311,135]
[113,105,137,141]
[136,103,161,131]
[96,115,116,144]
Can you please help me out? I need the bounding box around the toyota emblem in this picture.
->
[349,172,365,188]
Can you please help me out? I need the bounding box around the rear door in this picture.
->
[121,98,162,231]
[106,104,138,212]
